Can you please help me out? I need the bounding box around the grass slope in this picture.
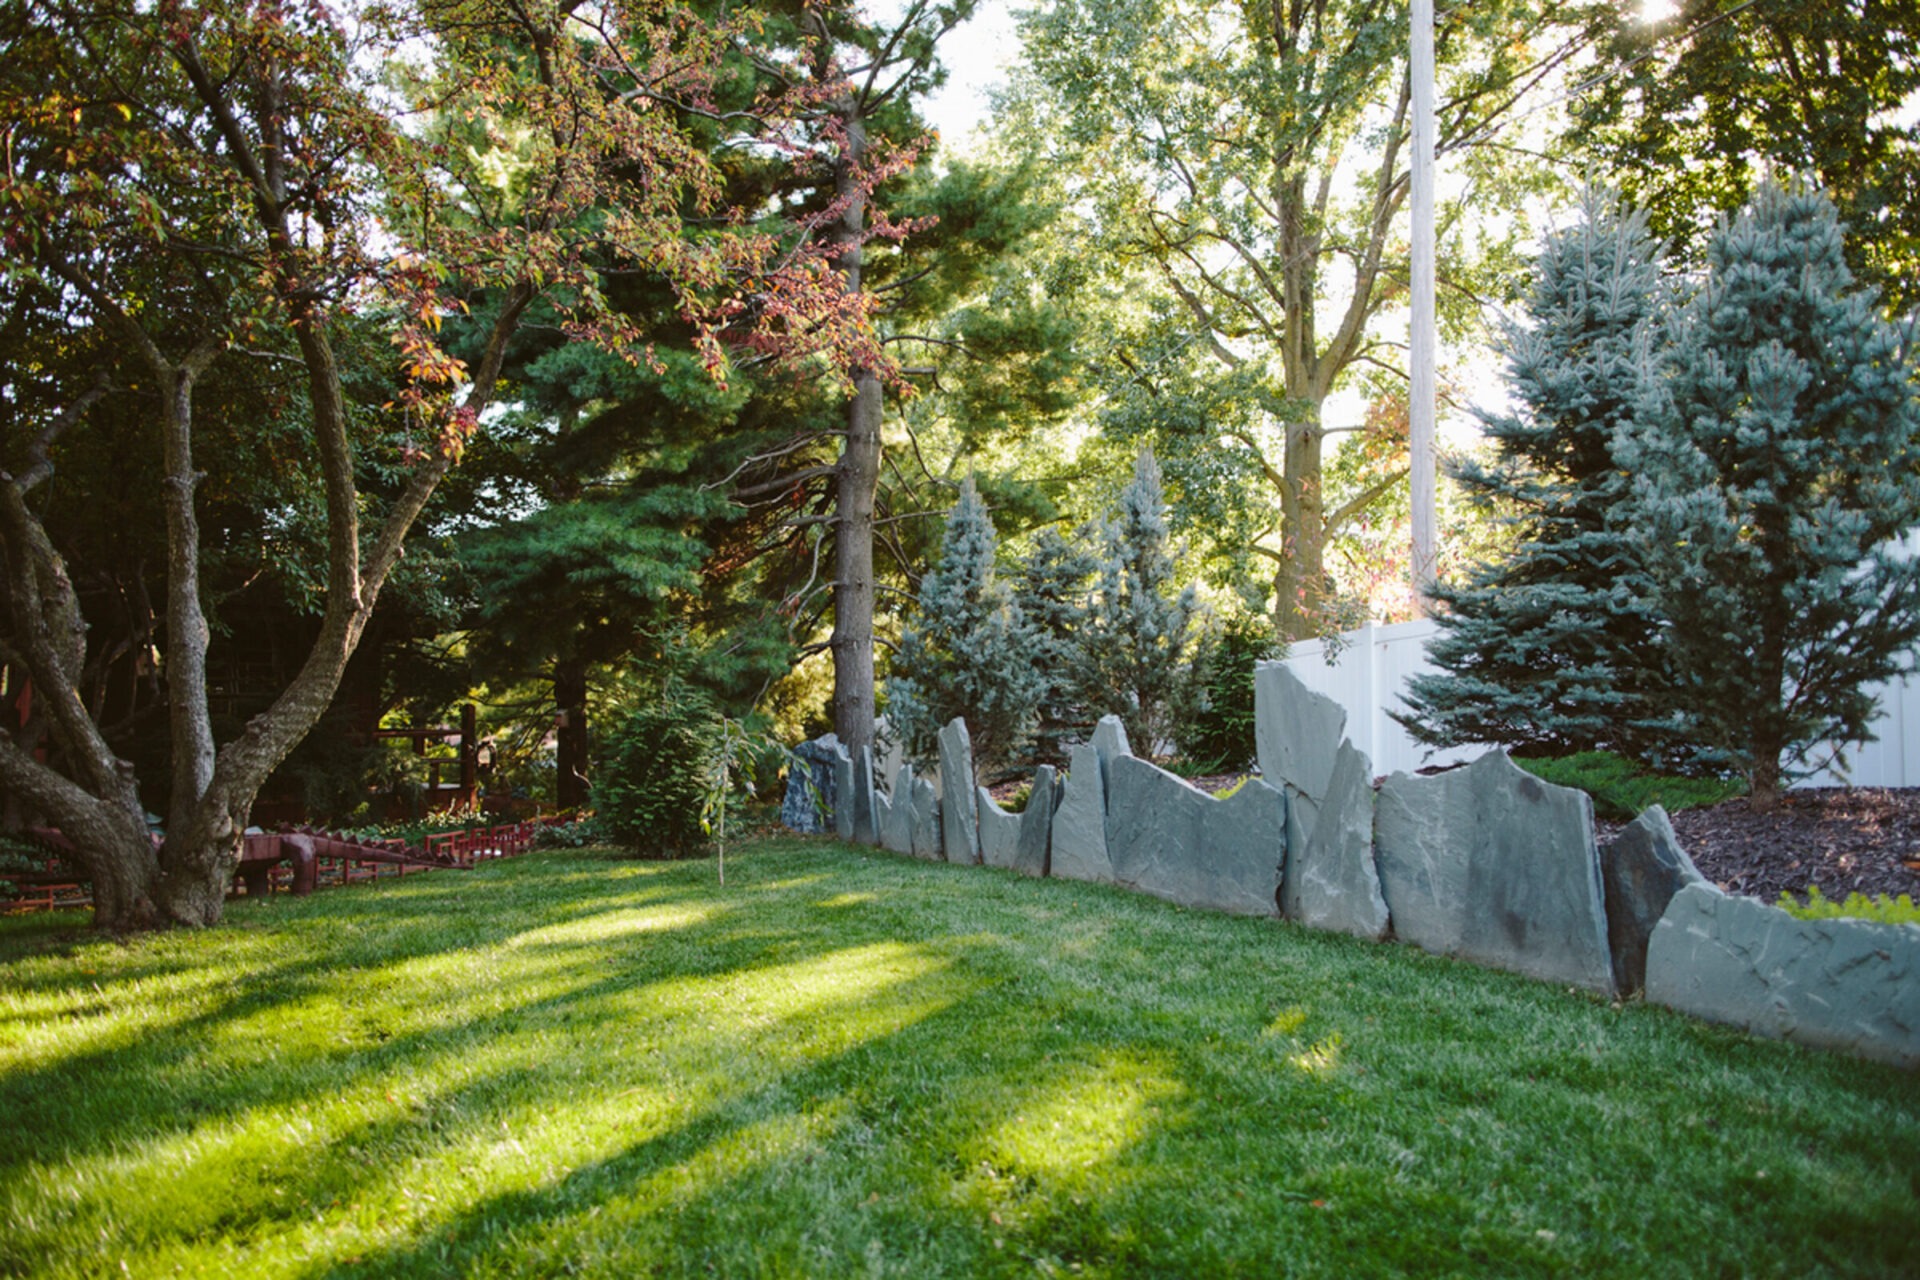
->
[1,839,1916,1278]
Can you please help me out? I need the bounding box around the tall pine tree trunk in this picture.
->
[823,60,881,754]
[555,655,591,811]
[832,373,882,752]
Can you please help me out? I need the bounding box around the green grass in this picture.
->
[1514,751,1746,821]
[2,841,1916,1279]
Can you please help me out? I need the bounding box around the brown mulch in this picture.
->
[1647,788,1920,906]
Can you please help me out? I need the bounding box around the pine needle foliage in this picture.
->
[1400,193,1684,763]
[885,477,1046,776]
[1617,181,1920,808]
[1076,447,1201,755]
[1405,182,1920,810]
[1014,525,1099,761]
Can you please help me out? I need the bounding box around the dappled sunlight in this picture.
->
[4,846,1915,1278]
[813,892,879,909]
[1263,1006,1311,1039]
[1286,1034,1345,1080]
[0,945,325,1079]
[502,902,721,951]
[975,1051,1186,1182]
[615,942,963,1067]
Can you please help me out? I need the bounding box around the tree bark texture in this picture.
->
[823,58,881,754]
[555,655,591,811]
[832,371,883,753]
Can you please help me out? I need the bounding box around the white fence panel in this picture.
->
[1284,619,1920,789]
[1800,667,1920,788]
[1281,619,1484,778]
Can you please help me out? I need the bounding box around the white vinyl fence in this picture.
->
[1283,618,1920,788]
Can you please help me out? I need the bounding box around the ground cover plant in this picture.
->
[1514,751,1745,822]
[2,841,1915,1278]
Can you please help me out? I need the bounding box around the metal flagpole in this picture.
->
[1410,0,1438,606]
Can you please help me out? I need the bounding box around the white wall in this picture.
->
[1284,618,1920,788]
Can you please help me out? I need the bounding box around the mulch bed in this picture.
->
[1653,788,1920,905]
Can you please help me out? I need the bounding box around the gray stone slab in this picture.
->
[1091,715,1132,771]
[1374,749,1614,994]
[831,743,856,842]
[1647,883,1920,1069]
[938,718,979,864]
[1600,805,1706,995]
[1015,765,1059,878]
[1107,755,1285,916]
[850,745,879,846]
[1281,740,1388,941]
[781,734,840,834]
[909,774,943,860]
[978,786,1022,870]
[879,765,915,856]
[1051,743,1113,884]
[1254,661,1347,805]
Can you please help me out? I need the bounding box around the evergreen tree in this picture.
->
[1618,181,1920,810]
[1077,447,1201,755]
[1399,195,1685,761]
[1183,612,1282,770]
[1013,525,1099,762]
[885,477,1046,777]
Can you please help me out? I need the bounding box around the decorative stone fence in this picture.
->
[784,665,1919,1069]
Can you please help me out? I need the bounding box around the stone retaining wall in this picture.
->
[782,668,1918,1069]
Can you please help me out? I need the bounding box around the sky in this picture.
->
[917,0,1021,149]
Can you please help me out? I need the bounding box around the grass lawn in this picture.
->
[2,839,1916,1278]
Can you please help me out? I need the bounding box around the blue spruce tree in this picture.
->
[885,477,1046,776]
[1400,194,1686,761]
[1618,181,1920,809]
[1077,447,1201,755]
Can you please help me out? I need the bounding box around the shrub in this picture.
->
[1776,886,1920,927]
[1181,612,1280,770]
[1514,751,1743,822]
[594,698,718,858]
[533,815,605,850]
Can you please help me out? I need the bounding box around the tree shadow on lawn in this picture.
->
[3,843,1917,1278]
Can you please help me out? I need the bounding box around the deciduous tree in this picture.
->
[1009,0,1593,638]
[1573,0,1920,314]
[0,0,825,928]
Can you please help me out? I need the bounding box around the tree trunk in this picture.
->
[154,791,245,927]
[1271,401,1330,642]
[832,372,883,753]
[555,655,590,810]
[824,65,880,754]
[157,365,217,827]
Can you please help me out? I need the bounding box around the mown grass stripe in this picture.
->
[0,837,1914,1278]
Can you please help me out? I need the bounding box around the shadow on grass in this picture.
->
[2,839,1917,1279]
